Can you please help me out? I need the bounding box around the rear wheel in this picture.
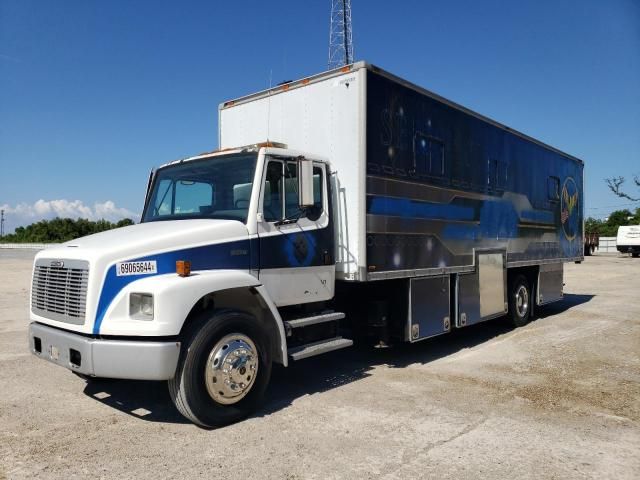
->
[508,274,531,327]
[169,310,272,428]
[632,253,639,258]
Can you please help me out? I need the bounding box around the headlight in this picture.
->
[129,293,154,320]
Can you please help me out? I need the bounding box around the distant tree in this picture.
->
[116,218,135,228]
[585,217,602,234]
[589,208,640,237]
[605,175,640,201]
[2,218,136,243]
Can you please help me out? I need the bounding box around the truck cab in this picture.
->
[29,144,350,428]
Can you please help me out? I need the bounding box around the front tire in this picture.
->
[169,310,272,428]
[509,274,531,327]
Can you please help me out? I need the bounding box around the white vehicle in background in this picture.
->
[616,226,640,257]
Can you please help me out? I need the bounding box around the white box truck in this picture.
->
[616,226,640,257]
[28,62,584,427]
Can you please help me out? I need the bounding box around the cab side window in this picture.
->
[262,160,325,222]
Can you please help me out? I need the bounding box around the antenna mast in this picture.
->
[328,0,354,70]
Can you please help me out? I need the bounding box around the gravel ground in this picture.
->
[0,250,638,479]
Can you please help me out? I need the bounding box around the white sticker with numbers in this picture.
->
[116,260,157,276]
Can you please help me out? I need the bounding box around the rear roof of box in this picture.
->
[220,61,582,166]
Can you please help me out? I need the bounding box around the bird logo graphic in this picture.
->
[561,177,579,240]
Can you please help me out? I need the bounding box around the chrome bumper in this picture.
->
[29,322,181,380]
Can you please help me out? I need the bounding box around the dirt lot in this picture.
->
[0,250,638,479]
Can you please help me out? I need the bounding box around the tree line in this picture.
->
[1,217,135,243]
[586,208,640,237]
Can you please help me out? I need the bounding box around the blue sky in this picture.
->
[1,0,639,232]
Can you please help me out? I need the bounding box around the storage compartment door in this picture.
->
[538,263,563,305]
[457,251,507,327]
[408,276,451,342]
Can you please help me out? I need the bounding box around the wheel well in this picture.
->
[179,287,285,365]
[507,265,538,288]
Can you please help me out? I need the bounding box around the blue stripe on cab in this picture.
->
[93,239,251,334]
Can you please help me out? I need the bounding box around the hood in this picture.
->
[31,219,251,335]
[36,219,249,265]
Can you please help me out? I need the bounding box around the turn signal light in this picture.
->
[176,260,191,277]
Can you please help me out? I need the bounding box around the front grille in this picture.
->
[31,259,89,325]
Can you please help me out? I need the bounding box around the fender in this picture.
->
[97,269,288,366]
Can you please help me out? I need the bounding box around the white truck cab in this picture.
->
[30,144,344,427]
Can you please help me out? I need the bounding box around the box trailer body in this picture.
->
[221,62,583,333]
[28,62,584,427]
[221,63,584,276]
[616,225,640,256]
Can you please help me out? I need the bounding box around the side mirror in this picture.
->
[297,156,314,208]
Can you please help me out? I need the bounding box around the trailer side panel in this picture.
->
[365,70,584,278]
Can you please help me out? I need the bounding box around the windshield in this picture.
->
[142,153,258,223]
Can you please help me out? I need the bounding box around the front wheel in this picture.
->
[169,311,272,428]
[508,274,531,327]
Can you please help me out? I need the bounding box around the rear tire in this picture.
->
[169,310,272,428]
[508,274,531,327]
[632,253,639,258]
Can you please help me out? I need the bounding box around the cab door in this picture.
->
[256,157,334,306]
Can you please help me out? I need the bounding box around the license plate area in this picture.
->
[30,326,92,374]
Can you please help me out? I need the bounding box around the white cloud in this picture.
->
[0,199,139,234]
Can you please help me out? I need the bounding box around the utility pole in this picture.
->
[328,0,354,70]
[0,209,4,239]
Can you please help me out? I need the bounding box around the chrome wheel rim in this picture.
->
[205,333,259,405]
[515,285,529,318]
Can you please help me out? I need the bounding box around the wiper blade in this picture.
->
[274,209,305,227]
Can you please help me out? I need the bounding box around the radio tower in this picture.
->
[328,0,354,70]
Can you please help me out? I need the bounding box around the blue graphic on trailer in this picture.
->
[560,176,581,257]
[368,196,475,222]
[368,194,554,241]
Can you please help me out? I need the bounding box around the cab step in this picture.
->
[288,337,353,361]
[284,311,345,336]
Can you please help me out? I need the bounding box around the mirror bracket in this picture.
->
[297,156,314,208]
